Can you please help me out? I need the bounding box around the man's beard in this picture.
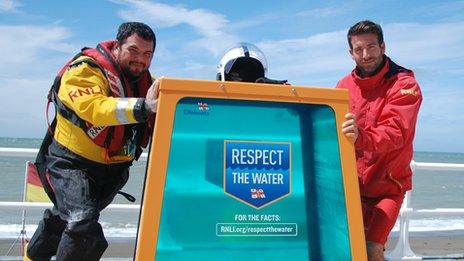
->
[121,64,146,81]
[116,52,147,81]
[358,56,385,77]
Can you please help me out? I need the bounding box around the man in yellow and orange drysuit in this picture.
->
[26,22,159,261]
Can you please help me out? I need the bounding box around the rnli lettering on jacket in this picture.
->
[336,56,422,197]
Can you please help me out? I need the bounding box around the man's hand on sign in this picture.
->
[342,113,359,142]
[145,77,162,114]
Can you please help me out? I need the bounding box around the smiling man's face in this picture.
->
[114,33,154,79]
[349,33,385,77]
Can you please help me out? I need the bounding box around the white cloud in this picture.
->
[385,22,464,65]
[112,0,238,55]
[0,78,51,138]
[251,21,464,85]
[252,21,464,152]
[0,24,76,138]
[229,13,281,31]
[0,25,75,70]
[256,30,350,85]
[296,6,346,18]
[414,1,464,21]
[116,1,227,36]
[0,0,20,12]
[414,85,464,153]
[185,33,238,57]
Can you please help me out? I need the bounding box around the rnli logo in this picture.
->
[183,101,210,116]
[400,88,418,96]
[86,125,106,139]
[198,102,209,111]
[68,86,103,102]
[224,141,291,209]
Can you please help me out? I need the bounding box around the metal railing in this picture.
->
[385,160,464,261]
[0,147,148,160]
[0,147,145,213]
[0,201,139,212]
[1,147,463,260]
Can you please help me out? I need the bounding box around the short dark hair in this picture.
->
[347,20,383,49]
[116,22,156,50]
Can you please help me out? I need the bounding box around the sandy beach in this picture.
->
[386,232,464,257]
[1,233,463,259]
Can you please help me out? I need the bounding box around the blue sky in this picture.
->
[0,0,463,153]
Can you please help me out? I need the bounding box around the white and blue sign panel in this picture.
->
[224,141,291,209]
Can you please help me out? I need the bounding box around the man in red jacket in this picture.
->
[337,20,422,260]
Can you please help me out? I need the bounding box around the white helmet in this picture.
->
[216,42,268,82]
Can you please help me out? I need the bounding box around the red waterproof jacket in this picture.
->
[336,56,422,198]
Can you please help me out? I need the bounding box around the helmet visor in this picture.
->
[225,57,265,82]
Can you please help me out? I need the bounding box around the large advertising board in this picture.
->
[135,78,365,260]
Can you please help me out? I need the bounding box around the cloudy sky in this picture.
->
[0,0,463,153]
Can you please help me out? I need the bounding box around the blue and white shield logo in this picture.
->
[224,141,291,209]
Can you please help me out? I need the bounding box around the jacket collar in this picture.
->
[352,55,389,91]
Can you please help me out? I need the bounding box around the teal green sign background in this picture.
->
[155,97,351,260]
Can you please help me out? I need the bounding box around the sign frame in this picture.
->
[134,77,366,260]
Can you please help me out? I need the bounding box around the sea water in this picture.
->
[0,137,463,238]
